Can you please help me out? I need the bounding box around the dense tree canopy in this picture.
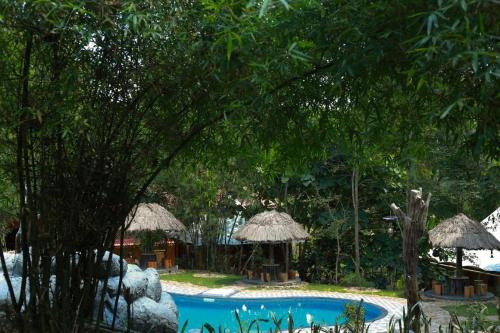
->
[0,0,498,331]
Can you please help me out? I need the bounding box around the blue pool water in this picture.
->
[171,294,386,332]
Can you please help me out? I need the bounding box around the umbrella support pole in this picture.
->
[269,244,274,264]
[285,243,289,273]
[456,247,463,277]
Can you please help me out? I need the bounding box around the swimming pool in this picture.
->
[171,294,386,332]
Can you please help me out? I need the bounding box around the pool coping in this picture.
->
[161,281,405,333]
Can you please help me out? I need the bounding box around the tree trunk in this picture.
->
[390,189,431,328]
[335,229,341,284]
[352,166,360,275]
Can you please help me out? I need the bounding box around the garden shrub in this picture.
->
[343,301,366,325]
[341,273,375,288]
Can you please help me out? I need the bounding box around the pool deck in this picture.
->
[161,281,407,333]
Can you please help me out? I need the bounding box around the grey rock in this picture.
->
[50,253,80,274]
[103,294,129,329]
[130,296,178,333]
[93,281,106,320]
[48,275,56,302]
[105,276,122,297]
[0,253,15,277]
[12,254,24,277]
[144,268,162,302]
[127,264,142,273]
[97,251,128,278]
[159,291,178,318]
[0,276,29,310]
[122,270,147,301]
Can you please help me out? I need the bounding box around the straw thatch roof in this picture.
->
[429,213,500,250]
[233,210,310,243]
[125,203,186,235]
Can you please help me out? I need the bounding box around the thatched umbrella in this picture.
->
[125,203,187,266]
[125,203,187,236]
[234,210,310,272]
[429,213,500,276]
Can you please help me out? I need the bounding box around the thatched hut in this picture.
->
[126,203,186,235]
[120,203,188,268]
[234,210,309,279]
[429,213,500,277]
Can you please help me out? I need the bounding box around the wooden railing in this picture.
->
[432,261,500,293]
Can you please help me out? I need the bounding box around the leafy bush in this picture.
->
[343,301,366,325]
[341,273,375,288]
[395,275,405,290]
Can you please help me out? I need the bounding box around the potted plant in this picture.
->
[432,275,446,296]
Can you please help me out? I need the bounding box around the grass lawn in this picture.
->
[443,303,498,317]
[300,283,405,298]
[160,271,405,298]
[160,272,242,288]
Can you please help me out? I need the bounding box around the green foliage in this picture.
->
[341,274,375,289]
[395,276,405,290]
[0,0,498,329]
[444,303,500,329]
[343,301,366,327]
[136,230,165,253]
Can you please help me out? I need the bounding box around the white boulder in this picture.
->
[127,264,142,273]
[144,268,162,302]
[0,276,29,310]
[121,270,147,301]
[130,296,178,333]
[97,251,128,278]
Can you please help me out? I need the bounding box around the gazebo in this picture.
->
[429,213,500,296]
[126,203,186,235]
[123,203,188,268]
[234,210,310,282]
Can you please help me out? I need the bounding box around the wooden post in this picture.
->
[251,244,255,271]
[456,247,463,277]
[390,189,431,325]
[269,243,274,264]
[238,245,243,274]
[285,242,289,273]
